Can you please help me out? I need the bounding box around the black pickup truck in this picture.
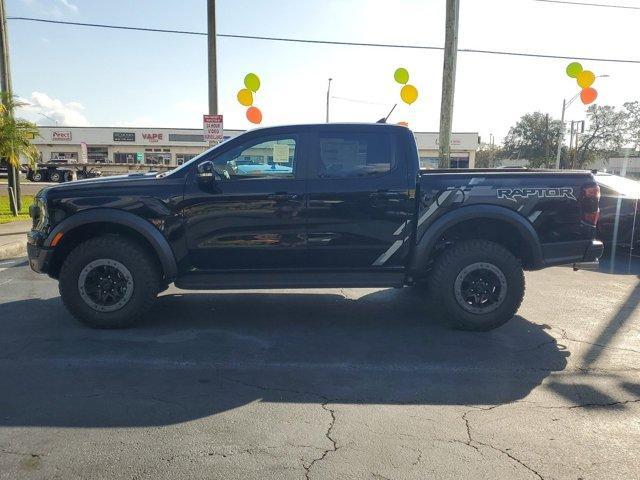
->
[27,123,602,330]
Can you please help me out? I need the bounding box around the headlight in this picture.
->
[30,198,48,230]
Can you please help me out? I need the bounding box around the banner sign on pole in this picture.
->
[203,114,224,142]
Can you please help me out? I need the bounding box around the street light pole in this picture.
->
[38,112,58,125]
[555,98,566,169]
[325,78,332,123]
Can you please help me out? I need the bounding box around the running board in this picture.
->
[174,270,405,290]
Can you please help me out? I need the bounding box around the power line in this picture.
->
[534,0,640,10]
[7,16,640,65]
[8,16,206,36]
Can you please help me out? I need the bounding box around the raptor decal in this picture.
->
[497,187,576,202]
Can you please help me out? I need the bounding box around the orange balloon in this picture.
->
[580,87,598,105]
[246,106,262,124]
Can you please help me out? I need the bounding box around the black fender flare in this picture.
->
[409,204,545,271]
[45,208,178,280]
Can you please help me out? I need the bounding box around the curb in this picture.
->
[0,241,27,260]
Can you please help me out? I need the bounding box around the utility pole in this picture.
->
[325,78,332,123]
[438,0,460,168]
[0,0,20,214]
[569,120,575,169]
[207,0,218,116]
[544,113,550,166]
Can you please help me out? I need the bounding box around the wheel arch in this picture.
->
[410,204,544,273]
[45,209,178,281]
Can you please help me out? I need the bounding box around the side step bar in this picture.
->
[175,270,405,290]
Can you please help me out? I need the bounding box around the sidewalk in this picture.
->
[0,220,31,260]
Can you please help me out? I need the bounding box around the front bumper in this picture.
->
[27,231,55,274]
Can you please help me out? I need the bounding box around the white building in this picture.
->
[31,126,479,168]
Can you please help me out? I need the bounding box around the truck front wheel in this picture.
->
[428,240,525,331]
[59,236,161,328]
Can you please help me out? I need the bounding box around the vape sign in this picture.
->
[142,132,163,143]
[203,114,223,142]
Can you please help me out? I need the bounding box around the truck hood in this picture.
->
[36,172,160,198]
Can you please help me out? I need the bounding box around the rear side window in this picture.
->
[316,132,395,178]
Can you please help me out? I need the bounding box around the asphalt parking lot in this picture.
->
[0,258,638,480]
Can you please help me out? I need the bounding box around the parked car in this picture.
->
[27,123,602,331]
[595,172,640,259]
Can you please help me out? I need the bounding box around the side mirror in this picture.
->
[196,161,215,183]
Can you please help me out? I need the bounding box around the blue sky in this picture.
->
[6,0,640,140]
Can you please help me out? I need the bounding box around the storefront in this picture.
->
[31,127,479,169]
[32,127,245,167]
[413,132,479,169]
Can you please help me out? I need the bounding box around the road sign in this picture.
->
[203,114,224,142]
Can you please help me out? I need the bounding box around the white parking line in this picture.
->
[0,279,13,286]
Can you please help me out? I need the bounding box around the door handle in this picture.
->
[268,192,300,201]
[370,190,400,199]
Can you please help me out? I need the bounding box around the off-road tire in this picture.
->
[428,240,525,331]
[59,236,160,328]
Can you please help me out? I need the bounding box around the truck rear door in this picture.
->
[304,126,413,269]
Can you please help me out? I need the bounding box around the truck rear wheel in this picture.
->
[428,240,525,331]
[32,171,43,182]
[49,171,61,182]
[59,236,161,328]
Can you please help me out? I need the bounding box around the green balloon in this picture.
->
[394,67,409,84]
[244,73,261,92]
[566,62,583,78]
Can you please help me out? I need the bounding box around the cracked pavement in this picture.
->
[0,258,639,479]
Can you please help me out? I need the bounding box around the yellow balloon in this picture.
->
[577,70,595,88]
[237,88,254,106]
[400,84,418,105]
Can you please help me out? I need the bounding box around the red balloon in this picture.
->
[581,87,598,105]
[246,106,262,124]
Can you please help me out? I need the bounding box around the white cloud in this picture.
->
[18,91,91,126]
[57,0,78,13]
[21,0,78,18]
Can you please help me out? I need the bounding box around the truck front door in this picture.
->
[305,128,413,269]
[181,131,307,271]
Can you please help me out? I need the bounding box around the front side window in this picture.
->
[317,132,394,178]
[212,137,297,180]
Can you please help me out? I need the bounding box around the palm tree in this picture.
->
[0,92,39,215]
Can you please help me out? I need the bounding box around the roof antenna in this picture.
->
[377,104,397,123]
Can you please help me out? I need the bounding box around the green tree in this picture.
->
[0,92,39,215]
[623,101,640,150]
[502,112,562,168]
[475,143,503,168]
[574,104,627,169]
